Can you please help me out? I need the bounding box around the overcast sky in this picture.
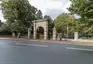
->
[0,0,71,21]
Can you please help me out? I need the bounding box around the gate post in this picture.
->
[53,27,57,40]
[74,32,78,40]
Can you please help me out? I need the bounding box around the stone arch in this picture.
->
[37,26,44,39]
[32,19,48,40]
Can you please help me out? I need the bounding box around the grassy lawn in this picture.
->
[79,37,93,40]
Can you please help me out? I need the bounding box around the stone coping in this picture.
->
[32,19,47,23]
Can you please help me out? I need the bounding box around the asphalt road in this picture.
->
[0,39,93,64]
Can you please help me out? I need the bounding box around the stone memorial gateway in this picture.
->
[32,19,48,40]
[31,19,78,40]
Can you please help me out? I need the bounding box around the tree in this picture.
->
[68,0,93,35]
[1,0,37,26]
[44,15,53,39]
[1,0,38,37]
[0,22,11,35]
[36,10,43,19]
[0,20,3,27]
[44,15,52,24]
[54,13,76,38]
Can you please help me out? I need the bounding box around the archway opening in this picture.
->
[37,26,44,39]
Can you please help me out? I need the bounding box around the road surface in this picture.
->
[0,39,93,64]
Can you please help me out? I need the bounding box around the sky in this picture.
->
[0,0,71,21]
[29,0,71,19]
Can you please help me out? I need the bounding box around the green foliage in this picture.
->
[6,20,26,33]
[0,22,11,35]
[1,0,43,35]
[0,23,10,32]
[69,0,93,34]
[80,37,93,40]
[54,13,76,34]
[44,15,53,37]
[36,10,43,19]
[1,0,37,26]
[0,20,3,27]
[44,15,52,23]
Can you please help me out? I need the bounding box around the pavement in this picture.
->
[0,39,93,64]
[0,37,93,46]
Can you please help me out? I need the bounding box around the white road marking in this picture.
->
[66,47,93,51]
[0,42,7,45]
[15,43,48,48]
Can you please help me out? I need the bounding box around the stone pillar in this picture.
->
[57,33,60,40]
[33,21,37,39]
[74,32,78,40]
[12,32,15,38]
[53,27,57,40]
[44,31,48,40]
[17,33,21,38]
[28,28,31,39]
[44,21,48,40]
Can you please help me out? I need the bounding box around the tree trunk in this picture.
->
[28,28,31,39]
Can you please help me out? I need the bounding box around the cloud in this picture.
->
[45,8,70,19]
[29,0,46,14]
[45,9,63,19]
[0,0,71,21]
[29,0,71,19]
